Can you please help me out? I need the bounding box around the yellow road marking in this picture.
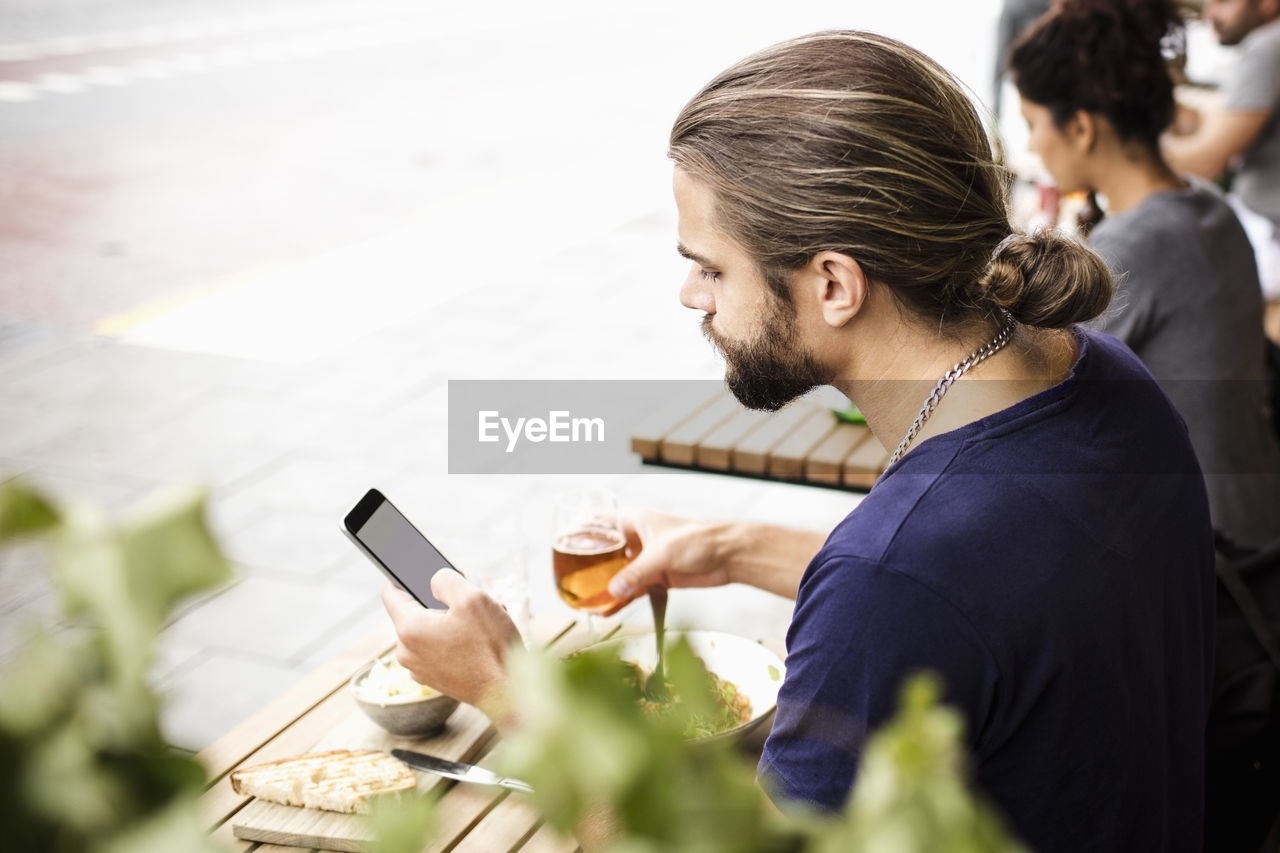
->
[94,260,288,336]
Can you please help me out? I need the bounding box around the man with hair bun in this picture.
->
[381,30,1214,852]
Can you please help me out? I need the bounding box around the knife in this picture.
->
[391,748,534,793]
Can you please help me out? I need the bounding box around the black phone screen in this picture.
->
[344,489,454,609]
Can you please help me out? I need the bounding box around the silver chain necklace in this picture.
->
[887,315,1017,468]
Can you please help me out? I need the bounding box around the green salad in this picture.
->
[622,659,751,738]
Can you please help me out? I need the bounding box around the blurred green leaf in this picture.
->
[116,485,232,618]
[501,640,804,853]
[832,405,866,425]
[0,626,84,736]
[100,794,227,853]
[661,639,740,740]
[52,514,151,686]
[501,649,1023,853]
[818,674,1028,853]
[368,791,436,853]
[502,648,654,833]
[0,480,60,539]
[52,486,230,685]
[23,724,127,834]
[77,680,162,752]
[0,480,233,853]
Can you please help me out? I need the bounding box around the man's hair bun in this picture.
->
[977,232,1113,329]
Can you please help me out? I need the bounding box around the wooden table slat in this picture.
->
[728,402,821,475]
[215,820,257,850]
[422,787,509,853]
[692,408,774,471]
[628,387,724,460]
[842,434,891,489]
[657,392,741,466]
[803,423,871,485]
[766,410,840,480]
[448,796,542,853]
[517,821,580,853]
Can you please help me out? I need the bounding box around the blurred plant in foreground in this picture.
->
[0,480,232,853]
[500,640,1027,853]
[0,478,1024,853]
[815,675,1027,853]
[0,479,441,853]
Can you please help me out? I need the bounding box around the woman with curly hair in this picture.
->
[1010,0,1280,550]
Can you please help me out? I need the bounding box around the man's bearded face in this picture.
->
[700,294,832,411]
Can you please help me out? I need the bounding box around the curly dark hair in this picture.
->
[1008,0,1185,149]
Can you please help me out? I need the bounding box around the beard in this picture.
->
[700,302,833,411]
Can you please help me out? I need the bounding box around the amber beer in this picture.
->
[553,525,629,613]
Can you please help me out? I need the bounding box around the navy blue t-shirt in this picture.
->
[759,329,1215,851]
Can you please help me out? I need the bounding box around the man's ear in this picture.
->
[805,251,868,328]
[1069,109,1097,152]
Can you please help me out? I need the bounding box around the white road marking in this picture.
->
[247,43,285,63]
[170,53,213,74]
[0,0,427,64]
[35,72,87,94]
[81,66,132,86]
[127,58,173,79]
[0,12,447,104]
[0,81,36,102]
[209,46,251,68]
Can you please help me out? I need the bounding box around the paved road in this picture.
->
[0,0,1002,750]
[0,0,1001,332]
[1,0,615,326]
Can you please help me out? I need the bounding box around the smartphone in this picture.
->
[342,489,456,609]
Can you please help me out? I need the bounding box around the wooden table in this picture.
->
[629,389,889,490]
[200,614,601,853]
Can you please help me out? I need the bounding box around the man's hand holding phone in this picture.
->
[344,488,523,718]
[381,568,521,713]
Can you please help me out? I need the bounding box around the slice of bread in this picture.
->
[230,749,416,814]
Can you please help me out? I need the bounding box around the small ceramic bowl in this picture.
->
[349,658,460,737]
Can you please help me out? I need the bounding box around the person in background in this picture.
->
[383,30,1214,852]
[1010,0,1280,550]
[1164,0,1280,344]
[991,0,1053,117]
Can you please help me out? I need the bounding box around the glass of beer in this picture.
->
[551,489,630,617]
